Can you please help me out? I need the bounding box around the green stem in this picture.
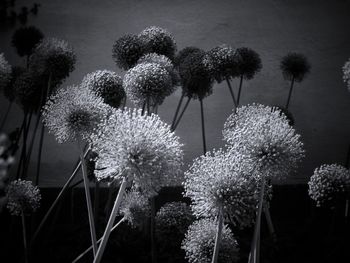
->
[199,99,207,154]
[172,97,191,131]
[72,217,125,263]
[225,78,237,108]
[171,93,184,129]
[79,140,97,256]
[285,77,295,110]
[211,207,223,263]
[93,177,128,263]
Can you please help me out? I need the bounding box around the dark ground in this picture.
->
[0,185,349,263]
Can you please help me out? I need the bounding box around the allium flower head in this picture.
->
[11,26,44,57]
[223,104,305,179]
[184,149,259,228]
[280,52,311,82]
[42,85,111,143]
[91,108,184,197]
[6,179,41,216]
[119,189,150,228]
[112,34,146,70]
[139,26,177,60]
[174,47,202,68]
[138,52,180,91]
[342,58,350,90]
[81,70,125,108]
[308,164,350,207]
[156,202,195,239]
[30,37,76,85]
[0,53,12,94]
[178,49,213,100]
[182,218,239,263]
[123,62,173,107]
[235,47,262,80]
[203,44,238,83]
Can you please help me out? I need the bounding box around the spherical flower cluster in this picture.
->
[30,37,76,86]
[182,218,239,263]
[13,68,45,112]
[342,58,350,90]
[6,179,41,216]
[112,34,146,70]
[42,85,111,143]
[11,26,44,57]
[235,47,262,80]
[119,189,150,228]
[308,164,350,207]
[139,26,177,60]
[123,62,172,107]
[184,149,259,228]
[274,105,295,126]
[223,104,305,180]
[91,108,184,197]
[155,202,195,240]
[178,48,213,100]
[0,53,12,94]
[203,44,237,83]
[280,52,311,82]
[81,70,125,108]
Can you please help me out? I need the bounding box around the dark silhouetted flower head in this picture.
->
[174,47,202,68]
[236,47,262,80]
[178,49,213,100]
[280,52,311,82]
[81,70,125,108]
[112,34,146,70]
[11,26,44,57]
[139,26,177,60]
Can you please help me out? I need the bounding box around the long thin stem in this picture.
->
[79,140,97,256]
[141,101,146,116]
[30,147,90,245]
[72,217,125,263]
[122,96,127,110]
[211,207,224,263]
[199,99,207,154]
[236,75,244,106]
[104,182,115,221]
[248,179,266,263]
[0,101,12,130]
[285,77,295,110]
[171,93,184,129]
[21,212,28,263]
[225,78,237,108]
[151,197,157,263]
[263,205,276,241]
[94,180,100,226]
[172,97,191,131]
[93,177,128,263]
[16,112,28,179]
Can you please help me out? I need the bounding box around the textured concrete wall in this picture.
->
[1,0,350,186]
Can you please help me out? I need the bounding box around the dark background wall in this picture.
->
[1,0,350,186]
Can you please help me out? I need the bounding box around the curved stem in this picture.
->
[171,93,184,129]
[0,101,12,130]
[72,217,125,263]
[211,207,223,263]
[93,177,128,263]
[172,97,191,131]
[34,124,45,184]
[78,140,97,256]
[285,77,295,110]
[237,75,243,106]
[225,78,237,108]
[199,99,207,154]
[16,112,28,179]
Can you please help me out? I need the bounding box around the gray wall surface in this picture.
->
[1,0,350,186]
